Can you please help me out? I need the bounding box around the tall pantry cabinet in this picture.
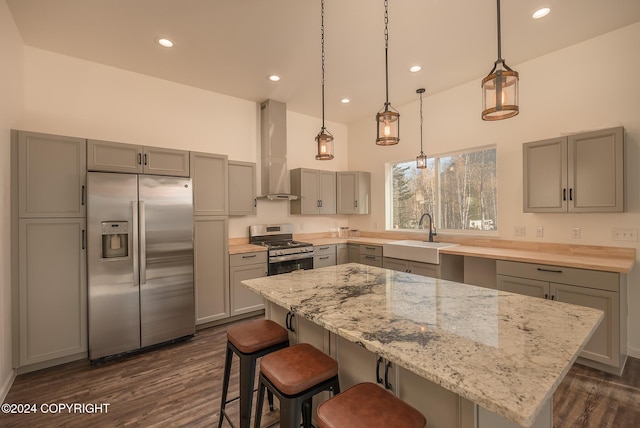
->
[11,130,88,371]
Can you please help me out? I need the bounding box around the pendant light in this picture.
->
[375,0,400,145]
[481,0,519,121]
[416,88,427,169]
[315,0,334,160]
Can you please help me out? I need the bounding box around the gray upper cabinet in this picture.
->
[17,131,86,218]
[523,127,624,213]
[190,151,228,216]
[228,160,256,216]
[290,168,336,215]
[337,171,371,214]
[88,139,190,177]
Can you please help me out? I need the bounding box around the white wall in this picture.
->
[0,0,24,401]
[347,23,640,357]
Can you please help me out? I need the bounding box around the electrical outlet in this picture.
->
[536,226,544,238]
[513,226,526,237]
[571,227,581,239]
[612,228,638,242]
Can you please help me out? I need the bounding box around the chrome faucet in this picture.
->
[418,213,437,242]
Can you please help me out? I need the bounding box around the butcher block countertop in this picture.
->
[229,233,635,273]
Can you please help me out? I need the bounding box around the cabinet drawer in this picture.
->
[360,245,382,257]
[496,260,619,292]
[314,244,336,256]
[229,251,267,267]
[360,254,383,267]
[314,254,336,269]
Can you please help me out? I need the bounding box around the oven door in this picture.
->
[269,256,314,275]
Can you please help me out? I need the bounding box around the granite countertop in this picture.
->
[242,263,603,427]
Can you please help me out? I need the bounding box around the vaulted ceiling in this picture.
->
[7,0,640,124]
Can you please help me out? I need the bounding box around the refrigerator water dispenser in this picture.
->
[101,221,129,258]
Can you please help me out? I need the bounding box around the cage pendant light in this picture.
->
[481,0,519,121]
[376,0,400,145]
[416,88,427,169]
[315,0,334,160]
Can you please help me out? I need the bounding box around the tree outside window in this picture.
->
[390,147,497,232]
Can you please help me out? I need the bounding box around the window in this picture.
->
[389,146,497,232]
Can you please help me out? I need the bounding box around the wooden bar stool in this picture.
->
[218,319,289,428]
[254,343,340,428]
[317,382,427,428]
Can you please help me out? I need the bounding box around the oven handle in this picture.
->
[269,253,315,263]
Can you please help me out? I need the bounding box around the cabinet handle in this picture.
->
[365,246,376,250]
[81,185,85,206]
[537,268,563,274]
[544,294,549,299]
[407,269,412,273]
[551,295,556,301]
[143,153,148,165]
[364,255,375,260]
[319,246,329,250]
[319,200,323,208]
[319,256,329,260]
[376,357,384,384]
[563,188,567,201]
[82,229,86,250]
[242,254,257,259]
[254,198,257,207]
[138,153,142,165]
[384,360,393,390]
[569,188,573,201]
[285,312,290,330]
[285,312,296,332]
[354,200,358,208]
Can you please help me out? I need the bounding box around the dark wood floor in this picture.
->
[2,317,639,427]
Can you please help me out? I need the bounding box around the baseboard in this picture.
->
[627,345,640,359]
[0,368,17,403]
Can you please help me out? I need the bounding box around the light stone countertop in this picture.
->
[242,263,603,428]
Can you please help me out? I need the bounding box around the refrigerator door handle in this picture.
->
[139,200,146,285]
[132,201,139,286]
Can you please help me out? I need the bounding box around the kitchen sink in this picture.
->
[382,240,458,264]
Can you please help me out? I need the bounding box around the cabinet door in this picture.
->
[383,257,409,272]
[568,127,624,212]
[319,170,336,214]
[336,172,357,214]
[523,137,567,213]
[191,152,228,216]
[335,335,381,390]
[19,218,87,365]
[87,139,143,174]
[18,131,87,218]
[347,244,360,263]
[143,146,190,177]
[497,275,549,299]
[552,283,619,367]
[300,169,320,214]
[228,161,256,216]
[230,262,267,316]
[194,216,229,324]
[336,244,348,264]
[408,261,439,278]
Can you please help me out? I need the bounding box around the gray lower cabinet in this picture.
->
[347,244,360,263]
[229,252,267,316]
[18,218,87,367]
[16,130,86,218]
[191,151,228,216]
[383,257,439,278]
[88,139,190,177]
[194,216,229,324]
[336,244,348,264]
[359,244,382,267]
[497,260,626,374]
[314,244,336,268]
[228,160,256,216]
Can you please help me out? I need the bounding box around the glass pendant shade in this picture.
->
[315,129,334,160]
[376,106,400,146]
[482,63,519,120]
[416,152,427,169]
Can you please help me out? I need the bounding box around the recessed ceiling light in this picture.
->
[157,38,174,48]
[532,7,550,19]
[409,65,422,73]
[341,98,350,104]
[268,75,281,82]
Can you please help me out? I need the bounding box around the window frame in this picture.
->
[385,144,499,237]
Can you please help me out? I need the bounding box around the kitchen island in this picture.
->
[242,263,603,428]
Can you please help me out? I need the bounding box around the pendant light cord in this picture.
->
[496,0,502,61]
[384,0,390,106]
[419,90,424,152]
[321,0,326,130]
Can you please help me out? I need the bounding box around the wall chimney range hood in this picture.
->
[258,99,298,200]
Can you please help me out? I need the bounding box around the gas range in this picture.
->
[249,224,314,275]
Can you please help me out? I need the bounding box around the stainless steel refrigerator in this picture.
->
[87,172,194,360]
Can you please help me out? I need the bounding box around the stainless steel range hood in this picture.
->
[258,99,298,201]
